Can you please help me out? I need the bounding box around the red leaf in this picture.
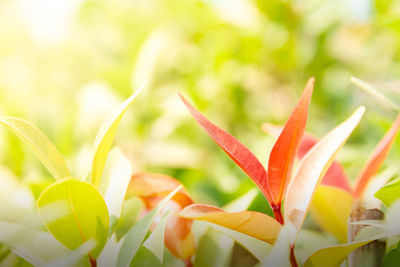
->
[354,114,400,198]
[262,123,353,193]
[179,93,271,203]
[267,78,314,206]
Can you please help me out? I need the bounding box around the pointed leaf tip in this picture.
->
[90,82,146,188]
[179,93,271,203]
[284,106,365,240]
[0,116,70,180]
[354,113,400,198]
[351,77,400,112]
[267,78,314,205]
[262,123,353,193]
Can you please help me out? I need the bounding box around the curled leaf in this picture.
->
[179,204,281,244]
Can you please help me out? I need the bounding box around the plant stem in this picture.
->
[289,244,299,267]
[272,203,284,224]
[348,200,385,267]
[89,255,97,267]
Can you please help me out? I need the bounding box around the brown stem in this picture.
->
[289,244,299,267]
[348,200,385,267]
[272,203,284,224]
[89,255,97,267]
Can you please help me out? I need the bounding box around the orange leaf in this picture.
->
[354,114,400,198]
[267,77,314,206]
[165,215,196,260]
[179,204,281,244]
[125,172,195,260]
[127,172,183,197]
[126,172,193,207]
[262,123,353,193]
[179,93,271,203]
[284,107,365,240]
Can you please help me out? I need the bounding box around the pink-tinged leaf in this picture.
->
[284,107,365,241]
[179,93,271,203]
[179,204,281,244]
[267,78,314,206]
[354,114,400,198]
[262,123,353,193]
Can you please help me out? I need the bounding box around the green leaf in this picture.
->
[1,253,34,267]
[194,228,235,267]
[0,220,70,266]
[0,246,11,263]
[116,185,182,267]
[0,117,70,180]
[303,240,372,267]
[115,198,143,239]
[37,178,109,258]
[163,249,185,267]
[143,211,170,263]
[351,77,400,111]
[42,240,96,267]
[375,179,400,207]
[304,226,386,267]
[130,246,161,267]
[90,83,146,188]
[383,242,400,267]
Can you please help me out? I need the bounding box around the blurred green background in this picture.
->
[1,0,400,214]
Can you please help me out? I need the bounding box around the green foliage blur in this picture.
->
[0,0,400,214]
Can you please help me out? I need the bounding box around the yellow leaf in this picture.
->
[179,204,281,244]
[304,240,372,267]
[309,185,354,243]
[90,82,145,188]
[37,178,109,258]
[0,117,70,180]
